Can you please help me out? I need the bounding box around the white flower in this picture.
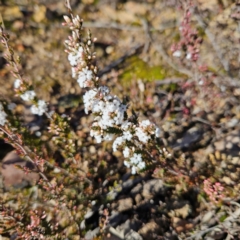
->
[112,136,125,152]
[0,103,7,125]
[123,131,132,141]
[135,128,150,143]
[121,121,133,131]
[124,160,131,168]
[172,50,181,57]
[198,79,204,85]
[140,120,151,127]
[99,86,110,96]
[130,153,142,165]
[131,166,137,175]
[72,67,77,78]
[94,134,102,143]
[63,15,71,23]
[20,90,36,101]
[31,100,47,116]
[186,53,192,60]
[83,89,98,114]
[138,161,145,170]
[98,114,114,129]
[90,122,103,143]
[135,120,160,143]
[92,100,105,113]
[77,68,93,88]
[68,46,84,66]
[123,147,130,158]
[107,99,120,112]
[14,79,22,89]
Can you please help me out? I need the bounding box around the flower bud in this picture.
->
[63,15,71,24]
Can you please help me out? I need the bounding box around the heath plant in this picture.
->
[0,1,168,239]
[1,0,240,239]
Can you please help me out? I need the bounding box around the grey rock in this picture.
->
[125,229,143,240]
[172,126,203,150]
[80,220,86,229]
[131,183,143,196]
[142,179,165,200]
[84,210,94,219]
[116,219,142,236]
[85,227,100,240]
[122,177,143,192]
[109,211,127,227]
[202,211,215,223]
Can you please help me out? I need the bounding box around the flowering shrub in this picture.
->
[63,13,160,175]
[0,1,164,239]
[1,1,240,239]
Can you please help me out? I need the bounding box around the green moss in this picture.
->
[120,56,168,84]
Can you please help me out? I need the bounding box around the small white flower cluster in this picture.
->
[77,67,93,88]
[124,153,145,174]
[20,90,36,101]
[14,79,47,116]
[14,78,22,89]
[30,100,48,116]
[83,87,160,174]
[83,86,127,143]
[135,120,160,144]
[68,46,84,67]
[65,21,95,89]
[64,15,161,174]
[0,103,7,126]
[111,119,160,174]
[172,50,182,58]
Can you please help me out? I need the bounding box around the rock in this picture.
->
[135,194,142,205]
[32,5,47,23]
[131,183,143,196]
[106,226,124,240]
[172,126,204,150]
[172,217,194,233]
[202,211,215,223]
[117,198,133,212]
[85,227,100,240]
[125,229,143,240]
[168,204,192,219]
[226,118,238,128]
[116,219,142,236]
[84,210,94,219]
[109,211,127,227]
[222,176,234,185]
[142,179,165,200]
[0,6,23,21]
[138,221,161,238]
[122,177,143,192]
[1,151,39,189]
